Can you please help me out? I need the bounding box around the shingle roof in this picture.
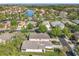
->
[0,32,14,40]
[74,32,79,39]
[29,33,50,39]
[21,41,52,49]
[72,20,79,24]
[50,21,64,27]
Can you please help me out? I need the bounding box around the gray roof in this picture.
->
[72,20,79,24]
[0,32,14,40]
[29,33,50,39]
[21,41,52,49]
[74,32,79,39]
[50,21,64,28]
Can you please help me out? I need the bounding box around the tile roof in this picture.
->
[50,21,64,27]
[0,32,15,40]
[50,21,65,29]
[72,20,79,24]
[21,41,52,49]
[29,33,50,39]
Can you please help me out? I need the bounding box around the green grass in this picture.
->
[20,51,64,56]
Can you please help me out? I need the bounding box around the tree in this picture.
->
[75,46,79,55]
[74,25,79,31]
[21,27,28,33]
[0,33,25,56]
[68,12,78,20]
[27,23,33,29]
[63,27,72,38]
[66,24,79,32]
[54,48,61,53]
[0,23,4,28]
[0,42,18,56]
[11,19,18,26]
[39,24,47,33]
[51,27,62,37]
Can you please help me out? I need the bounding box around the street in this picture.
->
[59,37,76,56]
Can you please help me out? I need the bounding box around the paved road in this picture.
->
[0,27,39,32]
[59,37,76,56]
[59,37,71,50]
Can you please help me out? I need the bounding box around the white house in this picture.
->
[42,21,51,31]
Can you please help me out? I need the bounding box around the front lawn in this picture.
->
[20,51,64,56]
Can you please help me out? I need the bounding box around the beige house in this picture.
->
[0,21,11,31]
[42,21,51,31]
[4,21,11,29]
[17,21,26,30]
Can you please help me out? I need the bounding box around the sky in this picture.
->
[0,0,79,4]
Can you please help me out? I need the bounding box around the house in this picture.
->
[3,21,11,29]
[72,20,79,25]
[50,21,65,29]
[21,41,53,52]
[42,21,51,31]
[17,21,26,30]
[29,33,50,41]
[39,9,45,16]
[0,32,15,43]
[26,21,37,27]
[59,11,68,18]
[73,32,79,42]
[21,33,53,52]
[21,33,63,52]
[0,21,11,31]
[0,21,11,30]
